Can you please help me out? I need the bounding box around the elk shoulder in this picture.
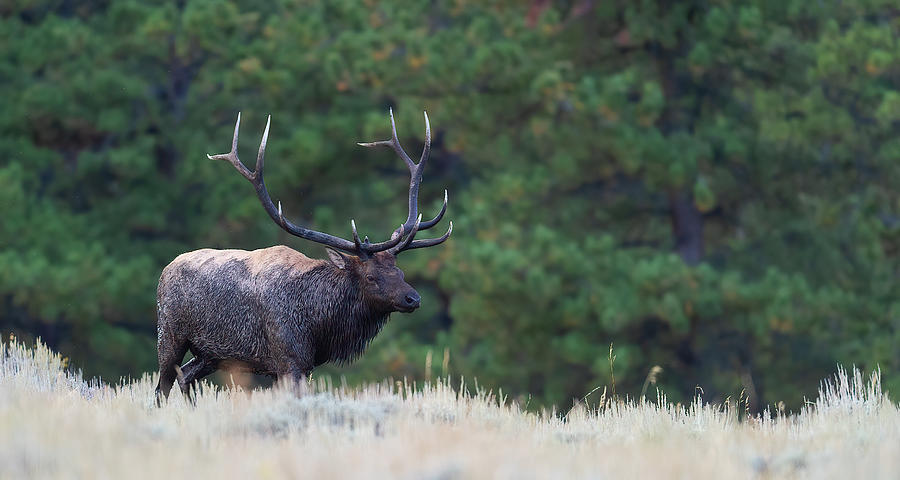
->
[163,245,324,280]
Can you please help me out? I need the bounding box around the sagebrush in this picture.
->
[0,338,897,479]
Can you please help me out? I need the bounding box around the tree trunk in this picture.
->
[668,189,703,265]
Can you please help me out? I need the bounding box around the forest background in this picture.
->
[1,0,898,411]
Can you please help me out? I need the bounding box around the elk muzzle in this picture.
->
[396,289,421,312]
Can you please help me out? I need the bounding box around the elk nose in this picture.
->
[404,292,421,308]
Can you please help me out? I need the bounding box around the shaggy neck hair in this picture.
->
[294,263,392,365]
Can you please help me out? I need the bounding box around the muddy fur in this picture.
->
[155,246,417,400]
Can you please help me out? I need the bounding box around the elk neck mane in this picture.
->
[286,261,391,365]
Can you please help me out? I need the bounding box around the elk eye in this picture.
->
[366,274,376,283]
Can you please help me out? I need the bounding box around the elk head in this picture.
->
[207,110,451,313]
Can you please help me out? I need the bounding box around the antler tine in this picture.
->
[360,223,408,252]
[255,115,271,178]
[420,111,431,167]
[207,112,254,181]
[419,189,447,230]
[390,215,423,254]
[351,219,362,250]
[357,108,415,169]
[350,219,409,254]
[393,110,432,235]
[404,221,453,251]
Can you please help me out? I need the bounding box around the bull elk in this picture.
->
[155,110,451,401]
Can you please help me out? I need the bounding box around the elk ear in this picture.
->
[326,248,348,269]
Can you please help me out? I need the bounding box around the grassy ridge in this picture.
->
[0,338,897,479]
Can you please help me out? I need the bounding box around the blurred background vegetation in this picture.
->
[1,0,898,411]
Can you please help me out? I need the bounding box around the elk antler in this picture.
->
[208,113,406,257]
[357,109,452,254]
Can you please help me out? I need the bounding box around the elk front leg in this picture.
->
[269,327,313,390]
[275,355,313,394]
[279,367,311,395]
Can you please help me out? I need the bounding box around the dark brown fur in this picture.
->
[154,246,419,400]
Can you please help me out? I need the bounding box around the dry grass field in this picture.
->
[1,338,898,479]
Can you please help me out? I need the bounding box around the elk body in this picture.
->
[155,111,451,401]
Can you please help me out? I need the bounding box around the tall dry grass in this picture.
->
[1,337,898,479]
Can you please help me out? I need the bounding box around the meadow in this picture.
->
[0,338,896,479]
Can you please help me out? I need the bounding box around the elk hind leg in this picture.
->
[155,331,188,405]
[178,357,219,397]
